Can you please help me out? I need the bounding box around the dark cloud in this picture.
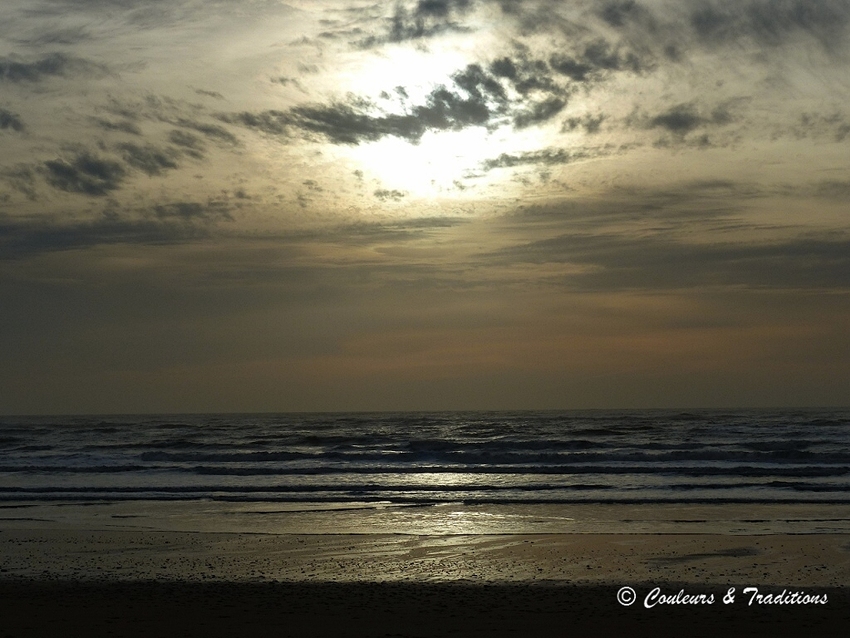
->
[152,201,232,223]
[0,53,104,82]
[117,142,179,176]
[649,103,706,133]
[284,215,469,246]
[793,111,850,142]
[13,26,93,47]
[513,96,567,128]
[608,179,761,217]
[504,180,762,228]
[224,59,575,145]
[218,110,290,136]
[598,1,646,28]
[43,152,126,196]
[374,189,406,201]
[287,88,486,143]
[1,166,38,200]
[0,108,24,132]
[549,37,650,82]
[223,72,499,145]
[168,130,205,158]
[813,180,850,199]
[563,113,606,134]
[97,96,240,146]
[91,118,142,135]
[195,89,224,100]
[358,0,473,47]
[481,146,613,171]
[490,52,562,97]
[481,148,587,170]
[416,0,472,18]
[0,200,234,259]
[690,0,850,49]
[626,102,739,140]
[175,118,239,145]
[0,204,460,261]
[489,230,850,291]
[271,76,306,92]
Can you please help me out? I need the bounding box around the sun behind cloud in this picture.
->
[345,127,501,198]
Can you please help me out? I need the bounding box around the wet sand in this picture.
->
[1,528,849,636]
[2,529,850,585]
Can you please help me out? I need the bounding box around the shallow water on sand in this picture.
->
[4,500,850,535]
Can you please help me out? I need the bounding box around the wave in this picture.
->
[3,409,849,506]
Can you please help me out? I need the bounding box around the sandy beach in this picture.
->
[2,512,849,636]
[2,527,850,586]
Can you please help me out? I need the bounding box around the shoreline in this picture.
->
[5,499,850,535]
[4,501,849,635]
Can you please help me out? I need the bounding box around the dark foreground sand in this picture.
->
[2,529,849,636]
[1,580,848,637]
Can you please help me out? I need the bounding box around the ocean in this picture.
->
[2,409,849,506]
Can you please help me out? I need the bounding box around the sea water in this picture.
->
[2,409,849,533]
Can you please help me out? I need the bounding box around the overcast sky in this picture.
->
[2,0,849,413]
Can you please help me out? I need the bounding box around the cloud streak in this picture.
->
[0,52,105,82]
[0,200,234,259]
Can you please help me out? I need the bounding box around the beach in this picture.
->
[2,501,849,636]
[3,411,849,634]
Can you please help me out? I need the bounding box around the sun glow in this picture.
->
[327,37,569,201]
[345,124,556,200]
[349,128,492,198]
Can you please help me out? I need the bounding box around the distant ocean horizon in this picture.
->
[3,409,849,506]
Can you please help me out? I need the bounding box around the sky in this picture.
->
[1,0,849,414]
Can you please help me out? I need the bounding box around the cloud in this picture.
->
[513,96,567,128]
[624,101,740,144]
[224,59,574,145]
[690,0,850,50]
[175,119,239,145]
[91,118,142,135]
[0,52,105,82]
[813,180,850,199]
[488,230,850,292]
[282,215,470,246]
[482,147,596,170]
[0,108,24,132]
[42,151,126,196]
[96,96,240,146]
[358,0,474,47]
[0,200,234,259]
[563,112,606,134]
[117,142,179,176]
[222,79,497,145]
[1,165,38,200]
[218,110,290,136]
[489,53,561,97]
[598,0,650,28]
[549,37,650,82]
[792,111,850,142]
[152,201,232,223]
[649,103,708,133]
[168,130,206,158]
[374,189,406,201]
[195,89,224,100]
[12,26,92,47]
